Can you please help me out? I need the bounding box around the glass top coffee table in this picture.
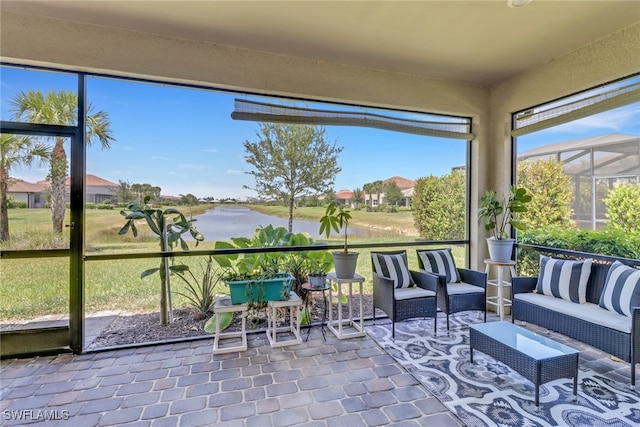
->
[469,321,579,410]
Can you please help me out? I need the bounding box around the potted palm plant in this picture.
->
[478,185,532,262]
[319,202,359,278]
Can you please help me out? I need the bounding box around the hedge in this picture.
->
[517,226,640,276]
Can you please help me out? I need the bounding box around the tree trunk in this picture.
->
[288,194,294,232]
[159,216,169,325]
[50,139,67,234]
[0,164,9,242]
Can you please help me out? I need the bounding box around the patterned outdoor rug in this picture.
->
[366,314,640,427]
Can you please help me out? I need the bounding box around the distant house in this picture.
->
[335,189,354,207]
[7,174,118,207]
[364,176,416,207]
[66,174,118,204]
[6,179,48,208]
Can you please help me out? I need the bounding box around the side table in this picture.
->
[266,291,302,348]
[484,259,516,320]
[212,296,247,354]
[327,272,366,339]
[302,282,330,341]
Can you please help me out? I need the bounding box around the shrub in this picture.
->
[96,203,114,210]
[604,183,640,233]
[173,256,221,318]
[517,226,640,276]
[7,200,27,209]
[412,170,465,240]
[517,159,574,229]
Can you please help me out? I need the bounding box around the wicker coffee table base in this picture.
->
[470,323,579,410]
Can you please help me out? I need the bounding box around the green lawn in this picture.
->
[0,205,463,322]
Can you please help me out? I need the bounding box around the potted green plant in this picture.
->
[306,250,334,288]
[319,202,359,278]
[478,185,532,262]
[212,225,295,305]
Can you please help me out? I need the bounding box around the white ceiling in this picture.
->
[2,1,639,86]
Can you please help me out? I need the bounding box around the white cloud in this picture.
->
[177,164,208,170]
[204,148,218,153]
[226,169,243,175]
[552,107,640,134]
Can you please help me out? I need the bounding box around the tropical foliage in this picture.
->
[319,202,353,253]
[118,196,205,324]
[9,89,114,234]
[212,224,333,300]
[0,134,49,241]
[479,185,531,240]
[172,255,221,318]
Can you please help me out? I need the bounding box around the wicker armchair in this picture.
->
[417,249,487,331]
[371,250,438,339]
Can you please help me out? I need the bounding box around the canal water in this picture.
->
[190,205,391,242]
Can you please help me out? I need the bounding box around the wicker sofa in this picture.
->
[512,257,639,386]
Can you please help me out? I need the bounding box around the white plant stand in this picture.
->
[266,291,302,348]
[212,296,247,354]
[484,259,516,320]
[327,272,366,339]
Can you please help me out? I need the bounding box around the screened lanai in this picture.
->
[1,0,639,357]
[1,3,640,426]
[519,133,640,229]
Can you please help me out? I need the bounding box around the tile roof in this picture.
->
[7,179,48,193]
[384,176,415,189]
[65,174,118,187]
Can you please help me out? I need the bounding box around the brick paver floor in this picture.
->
[0,323,463,426]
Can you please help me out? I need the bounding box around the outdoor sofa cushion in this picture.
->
[599,261,640,317]
[535,256,593,304]
[515,292,631,334]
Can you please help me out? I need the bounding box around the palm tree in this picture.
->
[352,187,363,210]
[363,182,373,211]
[372,180,385,212]
[10,90,114,233]
[0,134,50,242]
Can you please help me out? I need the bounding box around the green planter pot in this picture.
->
[226,273,294,305]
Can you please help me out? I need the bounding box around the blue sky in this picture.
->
[2,66,638,199]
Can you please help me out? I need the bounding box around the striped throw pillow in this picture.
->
[372,252,414,289]
[535,256,593,304]
[417,248,461,283]
[598,261,640,317]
